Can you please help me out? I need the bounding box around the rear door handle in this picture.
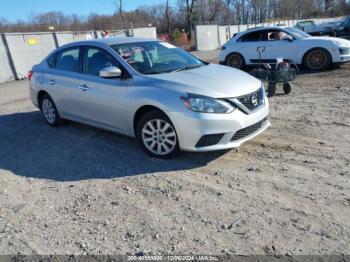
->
[48,80,56,85]
[78,84,89,91]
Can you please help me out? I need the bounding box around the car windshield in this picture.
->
[111,41,205,75]
[341,17,349,26]
[285,27,311,39]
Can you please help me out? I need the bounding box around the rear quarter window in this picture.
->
[47,53,57,68]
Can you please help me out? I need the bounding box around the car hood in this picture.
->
[303,36,350,47]
[145,64,261,98]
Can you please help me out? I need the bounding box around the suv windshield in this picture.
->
[112,41,205,75]
[285,27,311,39]
[341,17,350,26]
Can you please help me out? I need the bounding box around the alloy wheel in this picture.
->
[141,119,177,156]
[307,50,327,70]
[227,54,242,69]
[42,98,56,124]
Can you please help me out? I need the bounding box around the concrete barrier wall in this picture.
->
[5,33,57,79]
[196,25,219,51]
[196,16,345,51]
[72,31,95,41]
[56,33,76,46]
[218,26,230,47]
[56,31,97,46]
[0,27,158,83]
[228,26,240,37]
[0,36,14,83]
[132,27,157,38]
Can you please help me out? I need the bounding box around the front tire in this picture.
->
[40,94,64,126]
[136,110,180,158]
[303,48,331,71]
[225,53,245,70]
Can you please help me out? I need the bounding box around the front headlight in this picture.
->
[339,47,350,55]
[182,94,234,113]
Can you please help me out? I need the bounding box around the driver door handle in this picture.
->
[78,84,89,91]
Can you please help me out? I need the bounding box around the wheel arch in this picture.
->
[37,90,50,109]
[133,105,170,136]
[225,52,246,65]
[301,47,333,65]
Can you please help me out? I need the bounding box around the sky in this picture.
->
[0,0,174,22]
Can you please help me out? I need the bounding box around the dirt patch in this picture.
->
[0,54,349,255]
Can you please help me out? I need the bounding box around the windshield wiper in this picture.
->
[143,71,163,75]
[171,64,202,73]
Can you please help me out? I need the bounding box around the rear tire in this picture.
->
[136,110,180,158]
[303,48,331,71]
[225,53,245,70]
[40,94,65,126]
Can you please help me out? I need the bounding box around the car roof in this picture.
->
[297,20,315,23]
[232,26,292,39]
[59,36,159,49]
[237,26,288,34]
[93,37,158,45]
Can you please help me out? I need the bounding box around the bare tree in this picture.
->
[115,0,128,28]
[206,0,224,23]
[224,0,235,24]
[2,0,350,33]
[165,0,172,36]
[180,0,198,38]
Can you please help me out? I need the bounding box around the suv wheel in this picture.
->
[303,49,331,71]
[136,110,180,158]
[40,94,64,126]
[225,53,245,69]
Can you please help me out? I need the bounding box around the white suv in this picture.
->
[219,26,350,71]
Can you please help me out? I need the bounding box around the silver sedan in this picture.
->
[29,37,270,158]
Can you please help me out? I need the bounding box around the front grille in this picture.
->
[236,88,263,111]
[231,118,267,141]
[196,133,225,147]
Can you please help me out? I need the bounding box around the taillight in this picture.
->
[27,70,33,80]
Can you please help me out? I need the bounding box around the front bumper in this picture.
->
[332,47,350,63]
[339,54,350,62]
[219,51,228,64]
[169,100,270,152]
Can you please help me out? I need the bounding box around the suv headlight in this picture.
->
[339,47,349,55]
[182,94,234,113]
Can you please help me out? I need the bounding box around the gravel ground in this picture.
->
[0,52,350,256]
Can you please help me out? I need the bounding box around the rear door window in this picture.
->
[239,31,265,42]
[56,47,81,72]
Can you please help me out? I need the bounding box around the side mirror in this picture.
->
[99,66,121,78]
